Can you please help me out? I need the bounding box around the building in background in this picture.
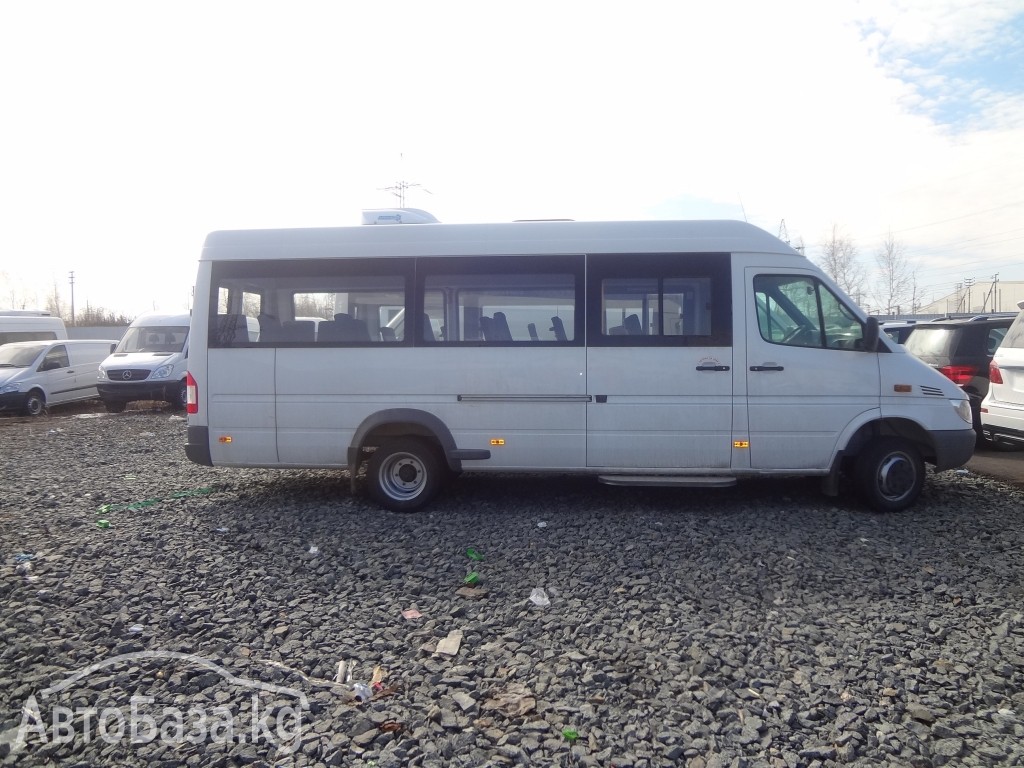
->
[916,281,1024,317]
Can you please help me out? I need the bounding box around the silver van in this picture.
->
[0,314,68,345]
[0,340,117,416]
[97,312,191,412]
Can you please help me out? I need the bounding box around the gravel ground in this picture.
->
[1,409,1024,768]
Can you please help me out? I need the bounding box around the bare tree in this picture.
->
[45,281,65,320]
[873,230,916,315]
[817,225,866,304]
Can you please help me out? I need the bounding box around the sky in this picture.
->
[1,0,1022,318]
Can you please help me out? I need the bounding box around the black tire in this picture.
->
[169,381,187,410]
[103,400,127,413]
[23,390,46,417]
[366,437,444,512]
[855,437,924,512]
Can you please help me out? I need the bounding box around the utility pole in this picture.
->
[68,271,75,326]
[964,277,975,314]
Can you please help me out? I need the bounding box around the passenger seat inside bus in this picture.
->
[550,316,567,341]
[215,314,251,344]
[624,314,643,335]
[492,312,513,341]
[258,315,283,342]
[281,320,315,342]
[319,313,370,342]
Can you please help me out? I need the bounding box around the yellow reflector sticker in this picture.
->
[733,440,749,449]
[490,438,505,446]
[218,436,233,444]
[893,384,912,392]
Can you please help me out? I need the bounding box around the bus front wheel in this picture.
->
[855,437,924,512]
[367,437,443,512]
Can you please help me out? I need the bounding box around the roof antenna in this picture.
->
[738,195,748,222]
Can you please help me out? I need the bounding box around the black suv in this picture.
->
[904,315,1015,440]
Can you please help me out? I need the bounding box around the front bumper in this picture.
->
[0,391,28,413]
[97,381,177,403]
[932,428,977,470]
[982,423,1024,447]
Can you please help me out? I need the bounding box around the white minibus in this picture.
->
[0,340,117,416]
[0,314,68,345]
[185,214,975,512]
[97,312,193,412]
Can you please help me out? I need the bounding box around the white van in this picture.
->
[980,300,1024,449]
[0,314,68,345]
[97,312,192,412]
[0,340,117,416]
[184,214,976,512]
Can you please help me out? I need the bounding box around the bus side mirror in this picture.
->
[863,316,880,352]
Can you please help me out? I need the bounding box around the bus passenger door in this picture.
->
[585,256,734,470]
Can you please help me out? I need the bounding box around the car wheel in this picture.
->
[169,381,187,410]
[366,437,444,512]
[855,437,925,512]
[24,390,46,417]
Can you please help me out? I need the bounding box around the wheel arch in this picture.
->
[24,387,47,416]
[823,416,937,496]
[842,417,937,464]
[347,409,457,490]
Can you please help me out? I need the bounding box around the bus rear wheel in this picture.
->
[367,437,443,512]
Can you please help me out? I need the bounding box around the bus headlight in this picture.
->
[153,364,174,379]
[951,398,972,424]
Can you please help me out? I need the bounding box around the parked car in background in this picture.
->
[97,312,191,412]
[0,313,68,344]
[981,302,1024,450]
[904,314,1015,441]
[0,340,117,416]
[879,319,919,344]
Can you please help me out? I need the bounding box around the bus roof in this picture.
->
[201,219,802,261]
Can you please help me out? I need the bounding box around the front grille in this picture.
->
[107,369,152,382]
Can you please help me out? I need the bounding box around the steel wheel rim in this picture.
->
[378,451,427,501]
[877,452,915,501]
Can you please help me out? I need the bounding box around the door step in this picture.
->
[598,475,737,488]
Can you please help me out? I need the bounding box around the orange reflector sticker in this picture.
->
[218,436,233,444]
[733,440,749,449]
[893,384,912,393]
[490,438,505,446]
